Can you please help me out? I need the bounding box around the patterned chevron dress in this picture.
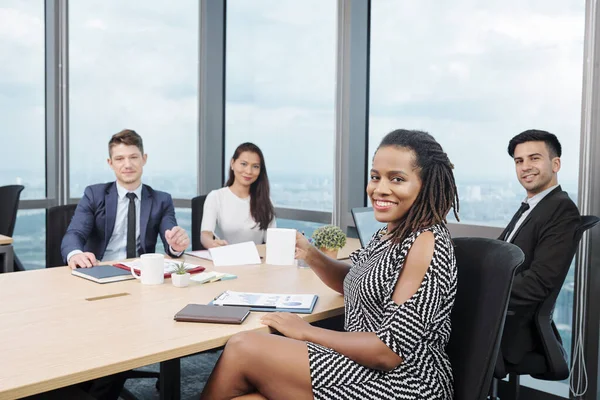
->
[306,224,457,400]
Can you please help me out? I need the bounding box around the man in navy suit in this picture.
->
[60,129,190,399]
[62,129,189,269]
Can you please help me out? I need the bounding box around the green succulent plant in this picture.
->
[173,261,188,275]
[311,225,347,250]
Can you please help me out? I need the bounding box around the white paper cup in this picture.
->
[266,228,296,266]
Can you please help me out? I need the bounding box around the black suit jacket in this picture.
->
[499,186,580,364]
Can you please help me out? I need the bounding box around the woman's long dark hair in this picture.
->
[376,129,460,244]
[226,143,275,230]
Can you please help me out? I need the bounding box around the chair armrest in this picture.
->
[534,313,569,380]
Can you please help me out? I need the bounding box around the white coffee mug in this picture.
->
[131,253,164,285]
[266,228,296,266]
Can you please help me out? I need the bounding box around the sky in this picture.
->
[0,0,45,199]
[369,0,585,184]
[0,0,586,200]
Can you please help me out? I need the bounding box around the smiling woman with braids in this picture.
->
[200,130,460,400]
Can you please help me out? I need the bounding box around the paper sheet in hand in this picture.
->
[212,290,318,313]
[208,241,261,267]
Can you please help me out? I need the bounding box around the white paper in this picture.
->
[208,241,261,267]
[185,250,212,260]
[213,290,315,309]
[266,228,296,266]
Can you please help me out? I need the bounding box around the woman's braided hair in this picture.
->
[377,129,459,244]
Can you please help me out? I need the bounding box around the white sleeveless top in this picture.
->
[200,187,276,245]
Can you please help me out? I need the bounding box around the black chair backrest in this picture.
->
[0,185,25,237]
[532,214,600,380]
[576,215,600,240]
[46,204,77,267]
[447,237,524,400]
[191,195,208,251]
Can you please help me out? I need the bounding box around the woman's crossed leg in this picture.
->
[200,331,314,400]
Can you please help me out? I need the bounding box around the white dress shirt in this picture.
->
[507,184,559,242]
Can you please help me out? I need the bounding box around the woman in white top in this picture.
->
[200,142,276,248]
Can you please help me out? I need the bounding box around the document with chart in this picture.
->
[212,290,318,314]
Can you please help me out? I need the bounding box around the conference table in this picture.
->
[0,238,360,400]
[0,235,14,274]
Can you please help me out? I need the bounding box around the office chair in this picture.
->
[0,185,25,272]
[490,215,600,400]
[446,237,524,400]
[191,194,208,250]
[46,204,77,267]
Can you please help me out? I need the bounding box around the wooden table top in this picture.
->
[0,239,362,399]
[0,235,12,245]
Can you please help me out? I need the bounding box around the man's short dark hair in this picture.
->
[507,129,562,158]
[108,129,144,157]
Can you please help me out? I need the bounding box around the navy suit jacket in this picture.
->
[61,182,179,263]
[498,186,580,364]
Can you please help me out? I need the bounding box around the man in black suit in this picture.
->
[499,129,580,366]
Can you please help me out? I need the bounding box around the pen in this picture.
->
[241,304,277,309]
[214,291,228,301]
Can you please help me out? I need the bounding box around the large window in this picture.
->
[0,1,45,200]
[0,2,46,270]
[69,1,198,199]
[369,0,583,227]
[369,1,584,396]
[13,209,45,270]
[225,0,337,213]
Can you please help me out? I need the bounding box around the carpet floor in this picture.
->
[121,350,221,400]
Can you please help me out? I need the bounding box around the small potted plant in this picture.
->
[311,225,347,259]
[171,261,191,288]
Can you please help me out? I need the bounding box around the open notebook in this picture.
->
[185,250,212,261]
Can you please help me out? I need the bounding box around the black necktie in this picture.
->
[126,192,137,258]
[502,201,530,241]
